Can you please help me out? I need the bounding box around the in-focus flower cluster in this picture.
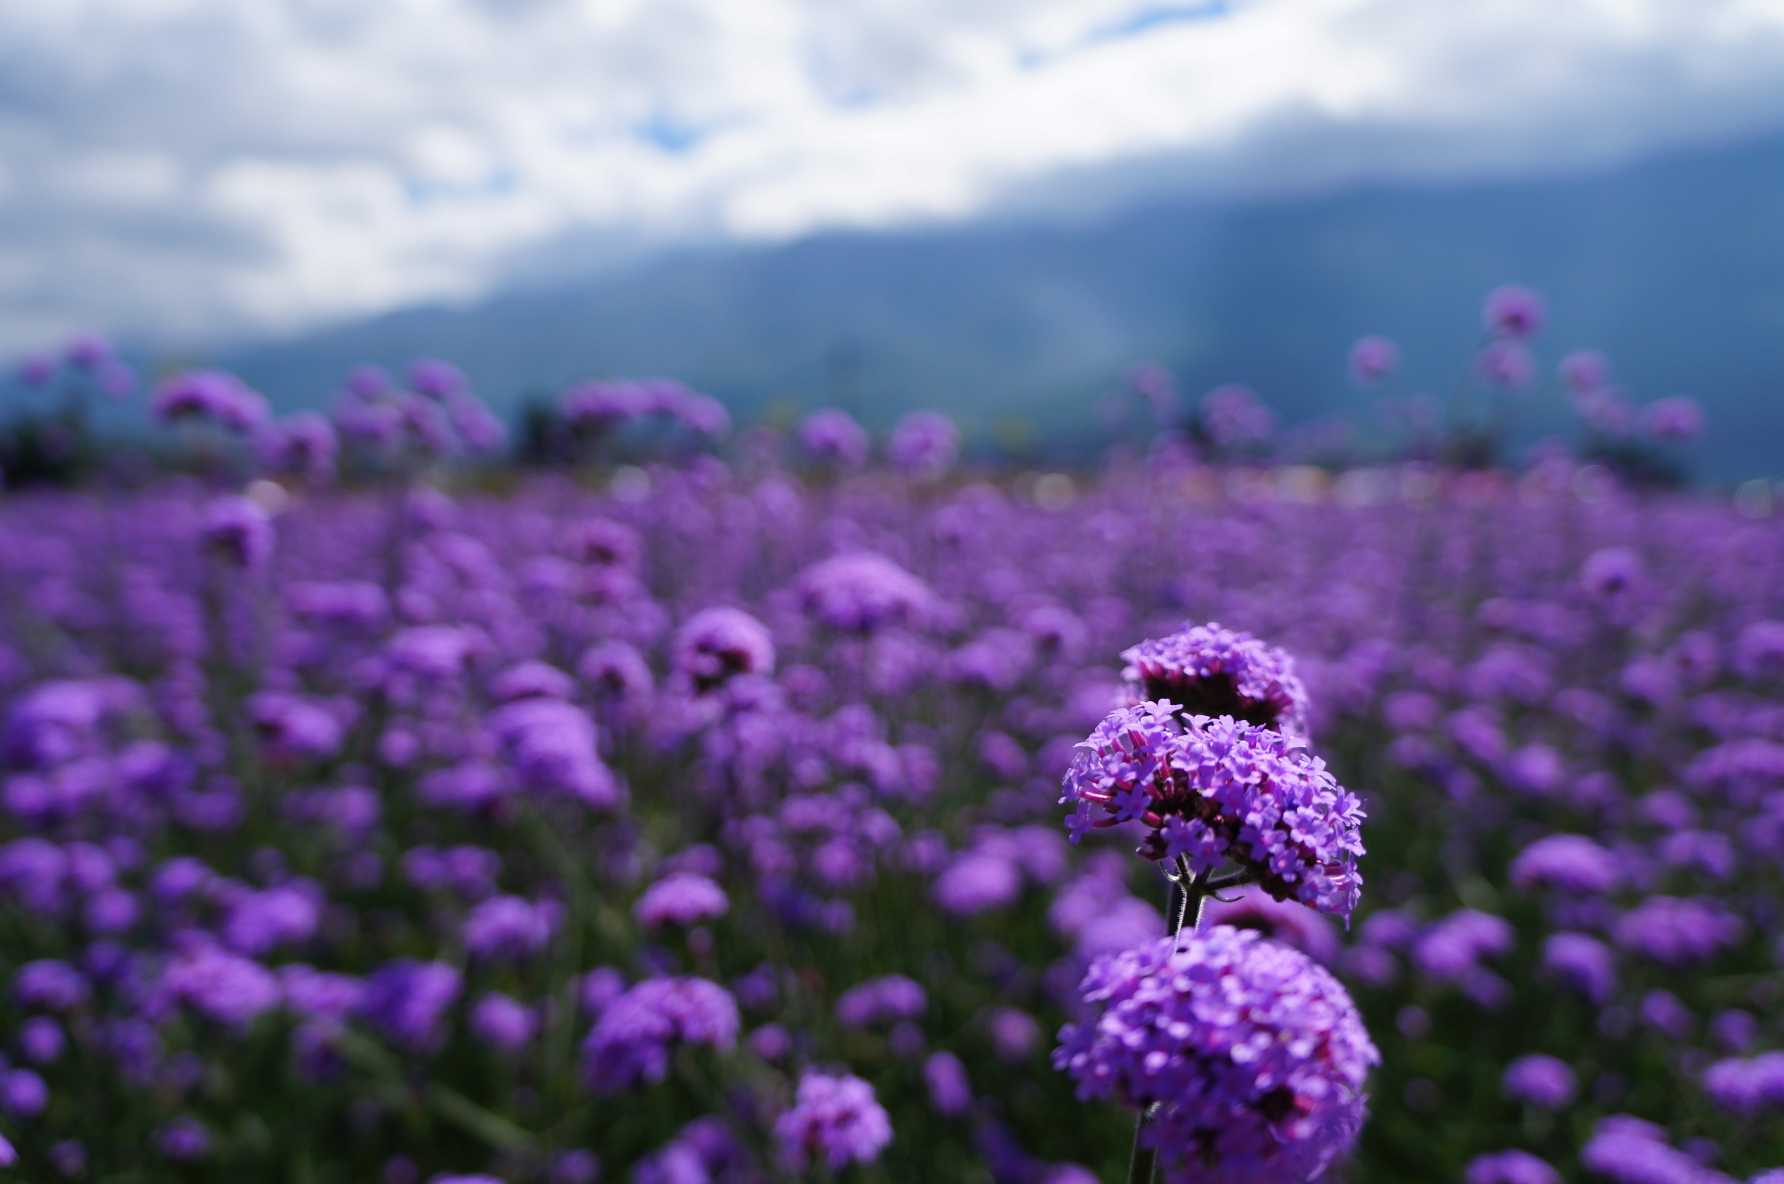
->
[1054,926,1379,1184]
[1061,703,1364,919]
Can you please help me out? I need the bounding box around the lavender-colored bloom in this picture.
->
[1580,1115,1732,1184]
[1510,834,1622,894]
[1200,384,1275,449]
[160,943,282,1027]
[1646,396,1704,441]
[775,1071,893,1171]
[470,993,537,1052]
[358,960,462,1052]
[1415,910,1513,982]
[1120,622,1310,738]
[1581,547,1644,605]
[261,412,339,480]
[1702,1052,1784,1116]
[158,1116,211,1162]
[1348,336,1400,384]
[1614,897,1744,966]
[2,1068,48,1116]
[1467,1150,1563,1184]
[673,607,774,693]
[794,552,932,634]
[1484,285,1546,338]
[888,411,960,474]
[1061,706,1365,920]
[408,357,467,399]
[201,496,274,569]
[15,959,90,1010]
[635,872,729,928]
[248,692,344,762]
[925,1051,972,1116]
[798,408,870,466]
[581,977,738,1093]
[933,850,1022,916]
[836,975,926,1028]
[1503,1055,1577,1109]
[1544,932,1617,1003]
[20,1015,65,1064]
[463,895,561,960]
[1055,927,1378,1184]
[1560,350,1611,393]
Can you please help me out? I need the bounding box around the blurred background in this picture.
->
[3,0,1783,480]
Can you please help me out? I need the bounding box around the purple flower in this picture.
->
[15,959,90,1010]
[581,977,738,1093]
[798,408,870,466]
[1702,1052,1784,1116]
[673,607,774,694]
[1055,927,1378,1184]
[1614,897,1744,966]
[1646,397,1704,441]
[794,553,933,634]
[160,942,282,1027]
[1543,932,1616,1003]
[1062,706,1364,920]
[1560,350,1611,393]
[470,993,537,1052]
[1348,336,1400,384]
[1580,1114,1731,1184]
[2,1068,48,1117]
[201,496,274,569]
[408,357,468,400]
[925,1051,972,1116]
[1120,622,1310,738]
[1484,285,1546,338]
[836,975,926,1028]
[1200,384,1275,449]
[358,960,462,1052]
[1581,547,1644,606]
[463,895,561,960]
[775,1071,893,1171]
[635,872,729,929]
[1510,834,1622,895]
[1503,1055,1577,1109]
[888,411,960,475]
[1467,1150,1562,1184]
[158,1116,211,1162]
[933,850,1022,916]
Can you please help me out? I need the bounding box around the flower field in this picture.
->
[0,436,1779,1181]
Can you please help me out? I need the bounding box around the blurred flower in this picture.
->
[775,1071,893,1172]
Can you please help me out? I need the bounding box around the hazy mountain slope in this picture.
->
[222,134,1784,479]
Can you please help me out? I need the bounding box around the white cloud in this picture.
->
[1,0,1782,349]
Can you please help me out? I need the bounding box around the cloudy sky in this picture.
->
[4,0,1784,351]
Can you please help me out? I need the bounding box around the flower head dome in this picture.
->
[1061,705,1364,920]
[1054,926,1378,1184]
[1121,623,1310,740]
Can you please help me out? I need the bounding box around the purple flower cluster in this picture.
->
[582,977,738,1092]
[1061,705,1364,918]
[1055,926,1378,1184]
[1120,622,1311,737]
[774,1071,894,1171]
